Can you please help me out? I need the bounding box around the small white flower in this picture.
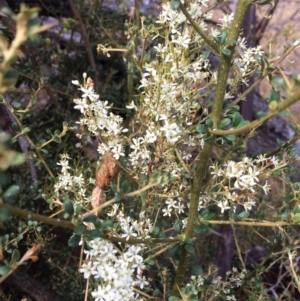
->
[79,261,92,279]
[135,274,149,289]
[126,101,138,110]
[217,199,231,213]
[162,207,172,217]
[219,13,234,28]
[111,144,125,160]
[71,80,80,86]
[79,86,99,102]
[160,120,181,144]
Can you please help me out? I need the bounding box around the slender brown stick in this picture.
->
[67,0,99,89]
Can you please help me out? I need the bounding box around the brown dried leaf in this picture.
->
[29,255,39,262]
[103,152,118,178]
[87,77,94,88]
[95,152,118,188]
[96,164,110,188]
[91,186,105,210]
[20,243,42,263]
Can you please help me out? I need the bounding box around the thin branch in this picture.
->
[172,0,252,295]
[179,2,219,54]
[67,0,99,89]
[211,89,300,136]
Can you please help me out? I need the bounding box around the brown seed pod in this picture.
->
[95,152,118,189]
[91,186,105,209]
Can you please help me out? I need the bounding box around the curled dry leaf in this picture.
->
[86,77,94,88]
[96,152,118,189]
[91,186,105,210]
[20,243,42,263]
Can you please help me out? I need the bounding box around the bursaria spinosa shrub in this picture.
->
[50,0,300,300]
[55,0,300,301]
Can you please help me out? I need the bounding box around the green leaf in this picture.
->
[214,30,227,45]
[202,50,210,60]
[225,135,236,142]
[53,135,61,143]
[63,199,74,216]
[184,243,195,254]
[87,229,101,240]
[226,39,237,45]
[169,297,181,301]
[22,127,30,134]
[203,134,213,142]
[193,224,209,234]
[83,215,97,225]
[238,211,250,219]
[219,118,231,129]
[74,225,86,235]
[0,172,8,186]
[293,213,300,224]
[40,148,48,154]
[254,0,274,8]
[114,193,122,202]
[75,204,81,216]
[11,249,20,262]
[0,207,11,221]
[221,48,231,56]
[185,237,193,244]
[232,112,242,128]
[191,264,203,276]
[268,100,278,111]
[121,180,130,193]
[145,259,155,266]
[12,122,20,131]
[271,76,286,89]
[102,219,113,229]
[256,111,267,119]
[68,234,81,247]
[293,205,300,214]
[169,0,180,10]
[196,124,207,134]
[151,171,161,181]
[0,265,10,276]
[200,209,215,220]
[173,219,183,234]
[3,185,20,204]
[281,211,290,222]
[2,68,18,88]
[236,120,250,128]
[151,226,160,237]
[268,89,280,102]
[205,119,213,128]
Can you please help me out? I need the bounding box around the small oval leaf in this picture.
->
[68,234,81,247]
[63,200,74,216]
[219,118,231,129]
[0,265,10,276]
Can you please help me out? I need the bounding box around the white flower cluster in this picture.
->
[72,78,128,160]
[128,131,156,167]
[79,238,148,301]
[79,207,153,300]
[187,268,246,300]
[132,0,211,170]
[162,197,186,217]
[107,204,153,240]
[205,155,276,213]
[54,153,89,199]
[233,37,264,84]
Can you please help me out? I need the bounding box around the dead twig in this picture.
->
[67,0,99,89]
